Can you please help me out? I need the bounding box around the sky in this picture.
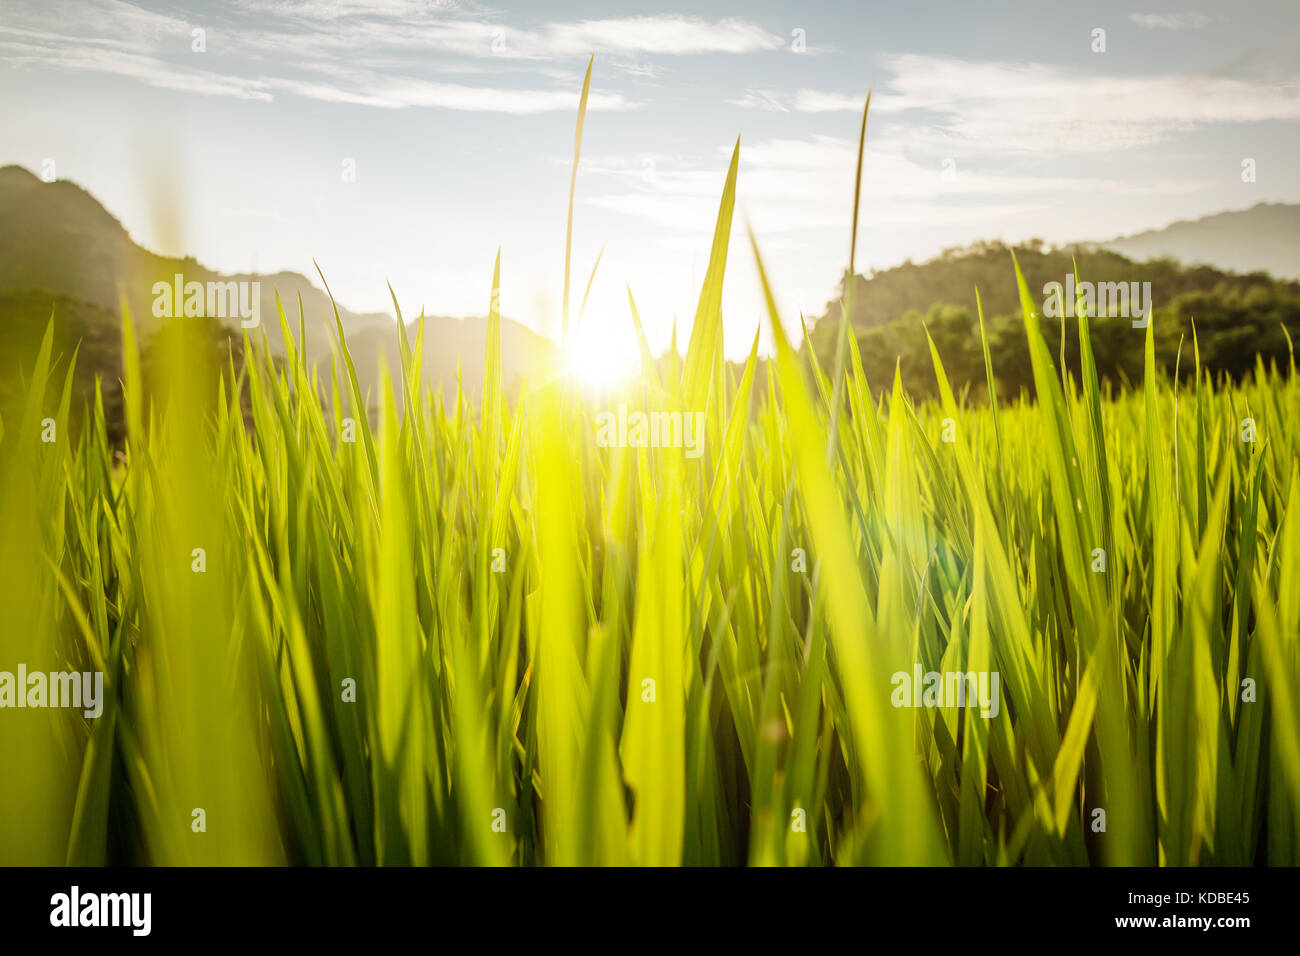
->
[1,0,1298,365]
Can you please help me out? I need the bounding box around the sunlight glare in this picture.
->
[563,321,640,391]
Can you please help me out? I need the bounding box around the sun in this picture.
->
[562,321,640,392]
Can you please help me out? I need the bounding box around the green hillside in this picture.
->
[808,241,1300,400]
[0,165,559,409]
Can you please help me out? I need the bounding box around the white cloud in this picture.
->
[582,123,1216,261]
[1,2,783,112]
[229,5,784,60]
[268,75,633,112]
[233,1,473,19]
[1129,13,1211,30]
[0,39,275,100]
[728,89,789,112]
[876,53,1300,153]
[539,17,783,56]
[792,89,866,113]
[729,89,897,114]
[584,132,1146,242]
[0,0,649,112]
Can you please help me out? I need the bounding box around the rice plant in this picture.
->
[1,85,1298,868]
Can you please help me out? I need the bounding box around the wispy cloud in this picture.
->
[729,88,877,113]
[229,4,784,61]
[0,38,274,100]
[2,1,773,111]
[536,17,783,56]
[1129,12,1212,30]
[793,89,868,113]
[231,1,476,19]
[728,89,789,112]
[876,53,1300,153]
[583,132,1192,240]
[267,74,631,112]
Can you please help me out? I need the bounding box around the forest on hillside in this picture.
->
[807,241,1300,401]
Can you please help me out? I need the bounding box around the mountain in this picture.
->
[1097,203,1300,280]
[813,239,1276,338]
[0,164,557,400]
[808,237,1300,404]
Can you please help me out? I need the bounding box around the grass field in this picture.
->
[2,87,1298,867]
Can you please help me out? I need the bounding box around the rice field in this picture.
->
[2,89,1298,868]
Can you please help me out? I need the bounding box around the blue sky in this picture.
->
[1,0,1298,362]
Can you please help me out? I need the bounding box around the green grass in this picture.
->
[2,84,1299,867]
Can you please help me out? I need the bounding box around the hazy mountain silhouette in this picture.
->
[0,164,557,400]
[1097,203,1300,280]
[7,162,1295,406]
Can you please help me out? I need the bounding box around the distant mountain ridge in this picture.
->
[807,219,1300,406]
[0,164,557,399]
[5,163,1295,404]
[1096,202,1300,280]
